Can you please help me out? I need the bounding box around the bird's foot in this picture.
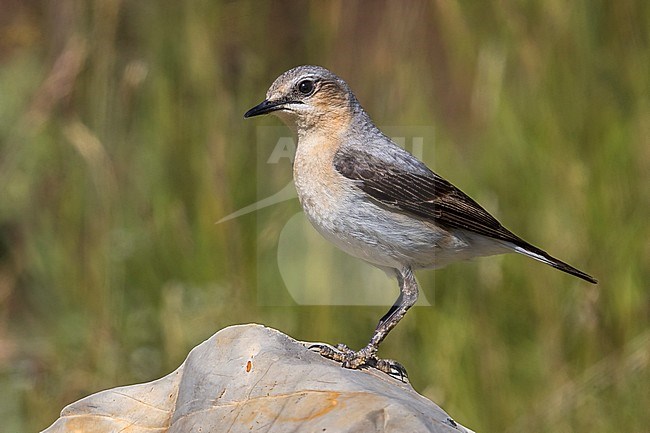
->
[307,342,409,382]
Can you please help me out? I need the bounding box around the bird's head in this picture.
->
[244,65,359,135]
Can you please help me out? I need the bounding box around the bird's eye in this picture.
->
[298,79,315,95]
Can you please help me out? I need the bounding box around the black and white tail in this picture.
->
[507,241,597,284]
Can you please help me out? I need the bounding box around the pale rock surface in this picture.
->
[42,324,474,433]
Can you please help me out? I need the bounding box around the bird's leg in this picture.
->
[371,267,419,349]
[310,267,418,381]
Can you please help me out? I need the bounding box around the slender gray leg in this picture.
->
[369,267,419,349]
[311,267,418,381]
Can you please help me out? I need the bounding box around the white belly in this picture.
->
[292,137,507,271]
[295,169,498,270]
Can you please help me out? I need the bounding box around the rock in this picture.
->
[42,324,474,433]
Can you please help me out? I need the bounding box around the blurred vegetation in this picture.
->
[0,1,648,432]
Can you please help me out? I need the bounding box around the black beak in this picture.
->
[244,99,286,118]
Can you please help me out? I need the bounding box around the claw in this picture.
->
[376,358,409,382]
[305,341,409,382]
[307,342,338,353]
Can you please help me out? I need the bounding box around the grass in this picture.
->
[0,1,648,432]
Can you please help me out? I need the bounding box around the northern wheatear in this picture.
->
[244,65,597,380]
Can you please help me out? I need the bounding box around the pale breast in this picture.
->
[293,134,347,224]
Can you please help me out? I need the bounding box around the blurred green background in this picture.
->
[1,1,648,432]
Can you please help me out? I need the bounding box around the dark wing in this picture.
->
[333,149,520,244]
[333,148,598,284]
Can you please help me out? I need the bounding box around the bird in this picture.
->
[244,65,597,380]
